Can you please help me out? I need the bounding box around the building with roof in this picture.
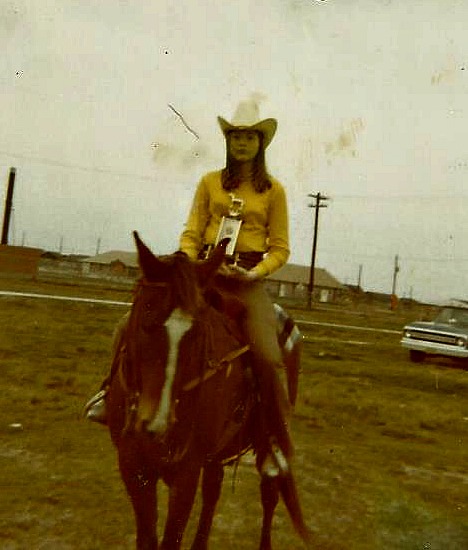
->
[79,251,345,303]
[0,245,43,279]
[81,250,139,280]
[266,263,345,303]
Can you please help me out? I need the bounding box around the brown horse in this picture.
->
[105,231,310,550]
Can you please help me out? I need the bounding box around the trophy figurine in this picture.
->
[215,193,244,256]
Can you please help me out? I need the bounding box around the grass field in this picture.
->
[1,277,467,549]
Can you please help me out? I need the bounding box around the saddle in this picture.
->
[203,285,246,330]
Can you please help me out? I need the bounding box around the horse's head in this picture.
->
[133,231,229,313]
[126,232,228,436]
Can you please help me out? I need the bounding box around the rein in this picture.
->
[134,277,250,394]
[137,279,169,288]
[122,276,250,446]
[133,278,170,299]
[182,344,250,392]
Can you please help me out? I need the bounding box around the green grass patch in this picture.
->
[0,280,467,548]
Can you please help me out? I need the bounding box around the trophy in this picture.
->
[215,193,244,256]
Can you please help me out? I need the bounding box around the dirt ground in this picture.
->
[1,278,467,549]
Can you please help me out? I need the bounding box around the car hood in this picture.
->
[404,321,468,336]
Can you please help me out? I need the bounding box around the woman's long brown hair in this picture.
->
[221,131,272,193]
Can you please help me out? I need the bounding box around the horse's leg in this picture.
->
[259,474,280,550]
[119,443,158,550]
[190,461,224,550]
[160,462,203,550]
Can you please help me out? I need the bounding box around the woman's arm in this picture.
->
[252,183,290,278]
[179,177,210,259]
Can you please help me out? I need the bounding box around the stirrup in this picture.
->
[83,389,108,424]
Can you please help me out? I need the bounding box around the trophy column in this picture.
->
[215,193,244,258]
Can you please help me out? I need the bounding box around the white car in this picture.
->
[401,306,468,363]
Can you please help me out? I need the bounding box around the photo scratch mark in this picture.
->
[431,57,457,85]
[325,118,364,161]
[167,104,200,140]
[151,141,211,171]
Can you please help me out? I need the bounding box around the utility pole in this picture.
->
[357,264,363,289]
[390,254,400,310]
[307,192,329,309]
[1,167,16,245]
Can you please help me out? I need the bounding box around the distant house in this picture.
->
[266,263,345,303]
[81,251,139,280]
[38,251,89,279]
[0,245,43,279]
[79,250,345,303]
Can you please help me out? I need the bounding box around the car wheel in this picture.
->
[409,350,425,363]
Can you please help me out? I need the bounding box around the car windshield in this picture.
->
[434,307,468,326]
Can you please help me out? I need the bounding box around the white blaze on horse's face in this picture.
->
[147,308,193,434]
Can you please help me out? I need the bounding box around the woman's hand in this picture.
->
[217,264,261,281]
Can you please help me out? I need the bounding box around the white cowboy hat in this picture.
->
[217,99,277,148]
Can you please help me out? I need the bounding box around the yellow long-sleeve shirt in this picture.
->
[179,170,290,277]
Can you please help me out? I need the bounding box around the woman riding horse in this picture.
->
[105,234,310,549]
[86,99,293,477]
[178,99,293,476]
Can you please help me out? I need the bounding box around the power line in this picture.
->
[317,248,468,263]
[2,149,468,200]
[0,149,157,182]
[323,194,468,201]
[333,193,468,202]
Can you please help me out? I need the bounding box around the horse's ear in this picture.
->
[133,231,166,279]
[196,238,229,285]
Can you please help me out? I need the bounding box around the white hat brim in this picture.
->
[217,116,277,148]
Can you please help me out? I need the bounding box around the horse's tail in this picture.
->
[274,303,303,407]
[279,472,312,545]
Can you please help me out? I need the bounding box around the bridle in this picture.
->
[121,276,250,445]
[119,278,173,433]
[131,279,174,329]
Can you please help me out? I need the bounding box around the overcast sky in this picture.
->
[1,0,468,304]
